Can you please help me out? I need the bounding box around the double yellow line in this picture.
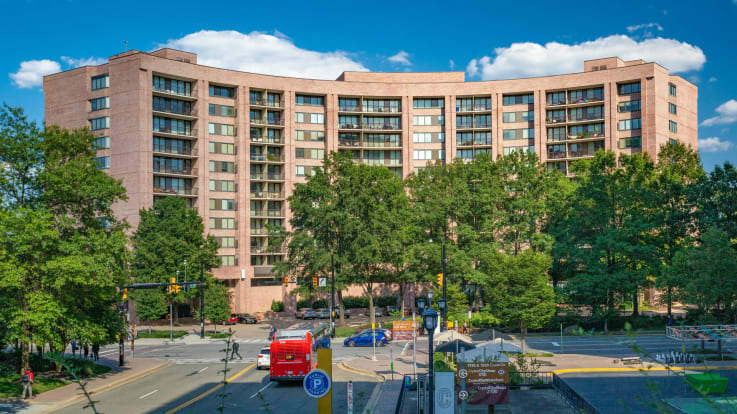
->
[165,363,256,414]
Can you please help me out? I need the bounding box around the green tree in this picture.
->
[0,106,130,373]
[481,249,555,353]
[673,227,737,318]
[691,162,737,244]
[193,281,232,331]
[130,196,220,323]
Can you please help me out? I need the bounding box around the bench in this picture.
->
[621,357,641,365]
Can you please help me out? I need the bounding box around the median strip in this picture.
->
[164,363,255,414]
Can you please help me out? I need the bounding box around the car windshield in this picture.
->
[260,348,270,354]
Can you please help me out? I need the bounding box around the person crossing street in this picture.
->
[230,339,242,360]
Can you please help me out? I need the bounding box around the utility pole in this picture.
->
[441,235,447,331]
[200,258,205,339]
[331,254,336,338]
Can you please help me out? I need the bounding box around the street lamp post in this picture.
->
[428,291,434,309]
[438,299,446,332]
[422,309,439,414]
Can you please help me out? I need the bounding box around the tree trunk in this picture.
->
[338,290,346,327]
[632,289,639,317]
[474,285,481,312]
[20,302,29,374]
[520,323,527,354]
[604,316,609,335]
[667,286,672,317]
[398,282,404,317]
[368,284,375,329]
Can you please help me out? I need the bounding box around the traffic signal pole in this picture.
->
[442,235,447,331]
[331,254,335,338]
[200,258,205,339]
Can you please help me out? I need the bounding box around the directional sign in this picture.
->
[459,390,468,400]
[318,277,327,287]
[303,369,331,398]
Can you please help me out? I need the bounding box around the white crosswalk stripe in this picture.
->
[175,357,256,365]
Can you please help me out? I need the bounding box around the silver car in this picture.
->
[296,308,317,319]
[316,308,330,319]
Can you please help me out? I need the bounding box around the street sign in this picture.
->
[318,277,327,287]
[347,380,353,414]
[456,362,510,405]
[458,390,468,400]
[303,369,331,398]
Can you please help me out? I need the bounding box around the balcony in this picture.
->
[457,122,474,129]
[546,99,567,107]
[338,106,361,112]
[567,114,604,123]
[250,209,266,217]
[152,106,198,119]
[250,173,264,180]
[364,141,401,148]
[458,140,492,146]
[251,118,283,126]
[568,147,596,158]
[266,173,284,180]
[250,154,284,162]
[363,107,401,113]
[567,132,605,140]
[250,191,283,199]
[547,150,567,160]
[546,117,566,124]
[339,123,361,129]
[152,86,197,100]
[153,186,197,196]
[339,140,361,147]
[250,228,267,235]
[153,128,197,139]
[474,105,491,111]
[474,122,491,129]
[363,123,401,131]
[267,209,283,217]
[250,98,282,108]
[568,96,603,105]
[153,146,198,157]
[153,166,198,177]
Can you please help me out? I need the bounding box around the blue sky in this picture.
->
[3,0,736,170]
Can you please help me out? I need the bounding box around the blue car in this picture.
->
[344,331,388,347]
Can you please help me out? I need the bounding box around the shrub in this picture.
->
[296,299,311,309]
[270,300,284,312]
[311,299,328,309]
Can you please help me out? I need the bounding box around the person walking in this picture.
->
[463,320,468,335]
[268,325,277,341]
[230,340,242,360]
[92,343,100,361]
[21,369,34,399]
[71,340,78,358]
[83,342,89,360]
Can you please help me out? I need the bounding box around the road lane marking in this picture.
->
[552,342,560,347]
[139,389,158,399]
[249,382,273,398]
[141,344,186,354]
[197,367,208,374]
[164,363,256,414]
[401,342,410,356]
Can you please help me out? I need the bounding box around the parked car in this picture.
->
[224,314,239,325]
[344,331,388,347]
[237,314,259,324]
[295,308,317,319]
[364,307,383,317]
[316,308,330,319]
[257,347,270,370]
[359,328,393,341]
[333,306,351,318]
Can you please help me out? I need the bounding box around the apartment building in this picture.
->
[43,48,697,313]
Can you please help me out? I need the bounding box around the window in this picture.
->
[93,156,110,169]
[216,237,236,248]
[339,115,360,128]
[209,85,235,98]
[618,136,642,149]
[209,142,235,155]
[618,100,641,113]
[669,120,678,133]
[669,83,677,97]
[210,199,236,211]
[93,136,110,149]
[474,131,491,145]
[618,82,641,95]
[338,98,360,112]
[295,112,324,124]
[154,157,192,174]
[546,91,566,106]
[546,110,566,123]
[413,133,432,143]
[568,106,603,122]
[413,98,444,108]
[503,146,535,155]
[669,103,677,115]
[90,116,109,131]
[153,137,191,154]
[90,97,109,111]
[503,111,534,123]
[414,115,432,126]
[153,117,191,136]
[296,148,325,160]
[209,161,235,173]
[209,123,235,136]
[209,104,235,117]
[414,150,432,160]
[91,74,109,90]
[568,87,603,103]
[209,218,235,229]
[209,179,236,192]
[153,76,191,96]
[618,118,642,131]
[569,123,604,138]
[295,130,325,142]
[473,97,491,111]
[502,93,534,105]
[547,127,566,142]
[362,99,400,113]
[296,95,325,106]
[296,165,306,177]
[503,128,534,140]
[669,138,677,144]
[154,176,191,194]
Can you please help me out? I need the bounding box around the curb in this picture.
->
[363,381,384,414]
[36,359,173,414]
[337,360,386,382]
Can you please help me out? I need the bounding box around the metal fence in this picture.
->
[552,373,600,414]
[510,371,554,388]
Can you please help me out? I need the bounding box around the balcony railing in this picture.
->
[250,98,282,108]
[266,136,282,144]
[153,166,198,176]
[339,106,361,112]
[153,86,196,98]
[547,150,567,160]
[568,96,603,104]
[546,99,566,106]
[363,123,400,130]
[152,105,197,117]
[339,140,361,147]
[567,132,605,140]
[267,210,283,217]
[457,122,474,129]
[474,105,491,111]
[546,117,566,124]
[153,127,197,137]
[251,173,264,180]
[364,141,401,148]
[474,122,491,128]
[459,140,492,146]
[250,154,284,162]
[250,228,267,235]
[363,107,400,113]
[568,148,596,158]
[153,186,196,195]
[267,118,284,126]
[250,210,265,217]
[547,135,567,142]
[568,114,604,122]
[153,146,198,156]
[339,123,361,129]
[266,173,284,180]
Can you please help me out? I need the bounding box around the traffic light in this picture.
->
[122,288,127,299]
[283,277,289,287]
[437,273,444,287]
[312,277,318,288]
[169,277,178,294]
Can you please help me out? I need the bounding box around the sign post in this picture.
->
[456,362,510,407]
[316,348,332,413]
[347,380,353,414]
[304,365,332,414]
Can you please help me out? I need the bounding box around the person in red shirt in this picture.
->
[21,369,34,399]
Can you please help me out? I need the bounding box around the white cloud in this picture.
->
[688,75,701,84]
[163,30,367,80]
[9,59,61,88]
[466,35,706,80]
[626,22,664,33]
[701,100,737,126]
[709,77,717,83]
[388,51,411,66]
[449,60,455,70]
[61,56,107,67]
[698,137,733,153]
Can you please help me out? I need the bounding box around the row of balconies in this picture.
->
[250,173,284,181]
[250,153,284,162]
[338,105,401,113]
[250,191,284,199]
[250,118,285,126]
[250,209,285,218]
[338,140,401,148]
[546,96,604,107]
[250,135,283,144]
[338,123,402,131]
[545,114,604,125]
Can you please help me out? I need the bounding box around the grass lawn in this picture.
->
[0,373,67,398]
[137,330,187,339]
[205,332,230,339]
[334,327,358,337]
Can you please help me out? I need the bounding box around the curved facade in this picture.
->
[44,48,697,313]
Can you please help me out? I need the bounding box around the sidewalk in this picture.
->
[0,357,171,414]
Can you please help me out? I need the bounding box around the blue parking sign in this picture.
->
[303,369,331,398]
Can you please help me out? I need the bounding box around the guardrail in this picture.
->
[552,373,600,414]
[510,371,553,389]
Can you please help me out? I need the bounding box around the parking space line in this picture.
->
[197,367,208,374]
[139,389,158,399]
[249,382,273,399]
